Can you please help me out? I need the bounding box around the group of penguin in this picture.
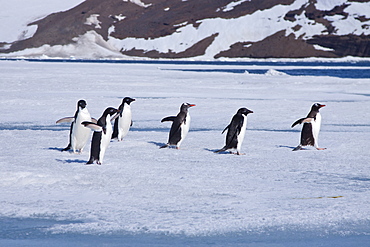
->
[57,98,326,165]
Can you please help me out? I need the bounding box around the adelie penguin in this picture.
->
[56,99,96,153]
[215,107,253,155]
[160,103,196,149]
[112,97,135,141]
[82,107,119,165]
[291,103,326,151]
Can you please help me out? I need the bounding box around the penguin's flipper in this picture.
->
[161,116,176,122]
[221,125,230,134]
[56,117,74,124]
[112,118,119,139]
[110,112,120,121]
[291,118,314,128]
[81,121,103,132]
[91,118,98,124]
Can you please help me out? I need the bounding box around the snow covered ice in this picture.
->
[0,60,369,246]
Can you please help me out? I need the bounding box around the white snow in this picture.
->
[313,44,335,52]
[114,14,126,21]
[315,0,347,11]
[84,14,101,29]
[4,31,126,59]
[0,60,369,245]
[217,0,251,12]
[123,0,152,8]
[264,68,288,76]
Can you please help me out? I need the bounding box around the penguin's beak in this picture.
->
[319,104,326,108]
[189,104,196,107]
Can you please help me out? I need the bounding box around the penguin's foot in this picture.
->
[160,144,169,149]
[316,147,327,150]
[236,152,245,155]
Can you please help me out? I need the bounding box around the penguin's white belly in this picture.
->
[311,113,321,147]
[178,114,190,147]
[236,116,248,151]
[71,109,91,152]
[118,108,132,140]
[99,121,113,163]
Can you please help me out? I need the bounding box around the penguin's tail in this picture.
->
[160,144,169,149]
[86,156,97,164]
[214,147,227,153]
[292,145,303,151]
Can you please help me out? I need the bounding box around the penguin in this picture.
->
[160,103,196,149]
[291,103,326,151]
[215,107,253,155]
[56,99,96,153]
[82,107,118,165]
[112,97,135,141]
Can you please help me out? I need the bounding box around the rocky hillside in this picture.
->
[1,0,370,59]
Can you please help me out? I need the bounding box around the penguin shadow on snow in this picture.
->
[48,147,65,152]
[148,141,167,148]
[148,141,188,149]
[55,159,86,164]
[276,145,299,150]
[204,148,236,155]
[277,145,324,151]
[48,147,87,154]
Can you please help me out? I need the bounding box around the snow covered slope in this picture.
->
[1,0,370,59]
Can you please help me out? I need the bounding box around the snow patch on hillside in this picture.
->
[84,14,101,29]
[313,44,334,52]
[315,0,347,11]
[123,0,152,8]
[5,31,125,59]
[217,0,251,12]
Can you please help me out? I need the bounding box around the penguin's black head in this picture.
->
[312,103,326,111]
[238,107,253,116]
[78,100,87,109]
[103,107,118,116]
[181,103,196,111]
[122,97,136,105]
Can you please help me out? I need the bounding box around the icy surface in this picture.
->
[0,60,369,245]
